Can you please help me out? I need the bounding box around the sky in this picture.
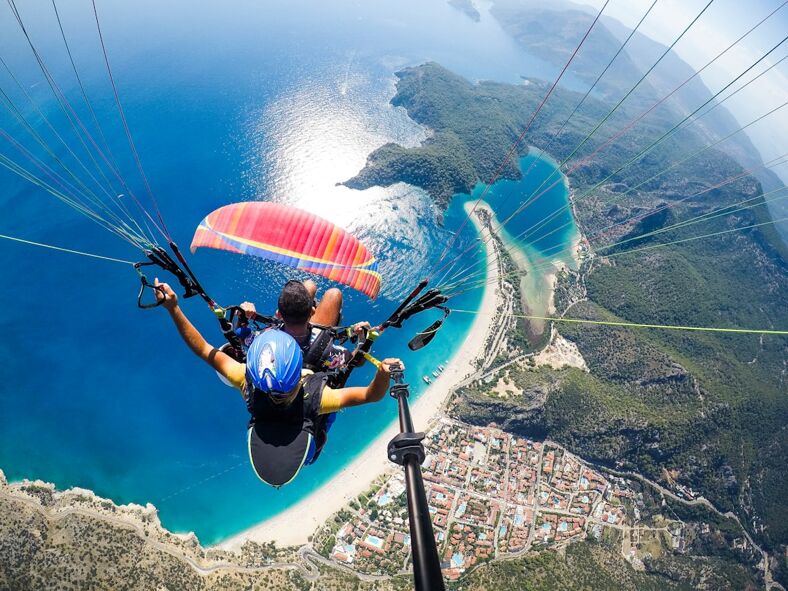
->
[578,0,788,181]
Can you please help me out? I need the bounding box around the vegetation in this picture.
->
[0,491,408,591]
[344,62,581,206]
[457,540,756,590]
[351,55,787,583]
[313,507,353,558]
[576,219,788,549]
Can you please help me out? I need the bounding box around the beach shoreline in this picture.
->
[218,202,503,550]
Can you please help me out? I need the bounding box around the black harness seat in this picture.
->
[244,372,331,487]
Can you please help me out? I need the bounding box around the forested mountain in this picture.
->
[346,54,787,587]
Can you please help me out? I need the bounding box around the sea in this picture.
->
[0,0,578,543]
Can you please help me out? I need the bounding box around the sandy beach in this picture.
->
[219,202,502,550]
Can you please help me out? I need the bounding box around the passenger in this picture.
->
[154,279,401,487]
[238,279,370,372]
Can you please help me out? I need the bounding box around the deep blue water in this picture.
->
[0,0,577,543]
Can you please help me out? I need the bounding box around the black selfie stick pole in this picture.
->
[387,365,446,591]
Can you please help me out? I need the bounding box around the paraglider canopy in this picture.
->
[190,202,381,299]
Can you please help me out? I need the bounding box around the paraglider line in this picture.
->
[429,0,613,277]
[518,36,787,243]
[450,309,788,336]
[50,0,150,244]
[442,34,788,290]
[6,0,134,216]
[0,152,146,247]
[0,128,150,248]
[588,151,788,240]
[436,0,660,287]
[512,64,788,251]
[91,0,171,241]
[490,0,759,235]
[159,461,248,503]
[441,95,788,292]
[440,153,788,292]
[0,233,135,265]
[435,0,778,285]
[1,3,157,247]
[443,212,788,298]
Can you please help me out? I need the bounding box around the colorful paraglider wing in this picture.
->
[190,202,381,299]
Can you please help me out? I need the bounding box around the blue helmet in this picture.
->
[246,330,303,395]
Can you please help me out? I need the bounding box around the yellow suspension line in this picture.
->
[450,309,788,336]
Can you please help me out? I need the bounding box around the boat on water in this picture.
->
[437,364,445,372]
[431,370,439,378]
[423,376,432,384]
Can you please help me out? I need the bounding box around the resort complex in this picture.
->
[319,418,683,581]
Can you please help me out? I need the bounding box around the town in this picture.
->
[321,418,675,580]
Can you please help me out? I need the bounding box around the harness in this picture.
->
[228,310,352,387]
[291,325,338,372]
[244,371,332,462]
[135,248,449,472]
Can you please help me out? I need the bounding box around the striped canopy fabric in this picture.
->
[190,201,381,299]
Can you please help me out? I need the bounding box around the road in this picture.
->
[582,459,784,591]
[0,489,321,581]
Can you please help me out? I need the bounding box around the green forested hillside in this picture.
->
[346,59,787,584]
[344,63,575,205]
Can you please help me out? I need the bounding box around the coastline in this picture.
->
[476,200,552,337]
[469,154,580,340]
[219,201,503,550]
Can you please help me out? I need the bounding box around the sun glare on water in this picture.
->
[240,58,445,299]
[251,67,396,229]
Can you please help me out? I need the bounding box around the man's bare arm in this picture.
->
[155,280,243,381]
[332,358,403,409]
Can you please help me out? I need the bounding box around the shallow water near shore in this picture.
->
[1,1,577,543]
[449,150,580,332]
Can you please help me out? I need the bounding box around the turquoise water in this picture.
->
[447,150,579,332]
[0,0,576,543]
[453,150,578,263]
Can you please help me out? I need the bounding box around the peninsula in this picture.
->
[345,60,788,586]
[343,62,575,208]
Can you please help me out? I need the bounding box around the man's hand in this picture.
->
[377,358,404,378]
[154,278,178,311]
[350,323,373,366]
[239,301,257,320]
[156,279,244,386]
[352,321,372,338]
[332,357,407,409]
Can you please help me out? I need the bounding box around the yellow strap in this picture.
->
[362,351,381,368]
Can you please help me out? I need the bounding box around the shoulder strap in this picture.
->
[303,328,335,371]
[302,372,333,464]
[302,373,328,415]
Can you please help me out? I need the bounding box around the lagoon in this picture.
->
[448,150,579,338]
